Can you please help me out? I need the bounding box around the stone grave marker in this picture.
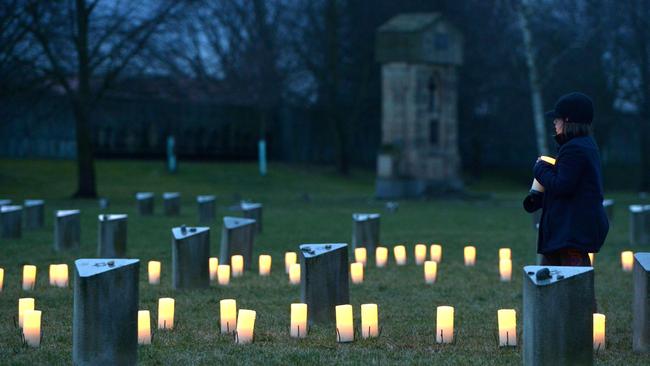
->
[602,199,615,223]
[629,205,650,246]
[1,205,22,238]
[240,202,263,234]
[352,213,380,252]
[98,197,110,210]
[197,195,216,224]
[634,252,650,353]
[172,225,210,289]
[135,192,154,216]
[0,199,11,207]
[98,214,128,257]
[163,192,181,216]
[24,199,44,229]
[54,210,80,251]
[219,217,256,271]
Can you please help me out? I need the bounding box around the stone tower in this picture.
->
[375,13,463,198]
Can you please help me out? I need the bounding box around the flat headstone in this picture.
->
[54,210,81,251]
[24,199,44,229]
[97,214,128,257]
[172,226,210,289]
[135,192,154,216]
[602,199,615,223]
[300,243,350,324]
[240,202,263,234]
[352,213,380,251]
[163,192,181,216]
[219,217,256,270]
[197,195,216,224]
[523,265,594,365]
[1,205,22,238]
[629,205,650,246]
[634,252,650,353]
[73,258,139,366]
[0,199,11,207]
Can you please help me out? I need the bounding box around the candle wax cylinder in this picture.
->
[158,298,175,330]
[336,304,354,342]
[50,264,68,287]
[354,248,367,267]
[18,298,35,328]
[290,303,308,338]
[236,309,256,344]
[394,245,407,266]
[499,248,511,261]
[436,306,454,344]
[430,244,442,263]
[220,299,237,334]
[138,310,151,345]
[375,247,388,267]
[464,246,476,266]
[593,313,606,350]
[148,261,161,285]
[289,263,301,285]
[23,310,42,347]
[621,251,634,272]
[415,244,427,265]
[498,309,517,346]
[0,267,4,292]
[209,257,219,281]
[285,252,297,274]
[588,253,595,266]
[231,255,244,277]
[350,262,364,284]
[218,265,231,285]
[22,265,36,291]
[361,304,379,339]
[259,254,272,276]
[499,259,512,282]
[424,261,437,284]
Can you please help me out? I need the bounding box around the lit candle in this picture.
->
[588,253,595,266]
[0,267,3,292]
[209,257,219,281]
[335,304,354,342]
[23,310,42,347]
[499,259,512,282]
[415,244,427,265]
[235,309,256,344]
[231,255,244,277]
[285,252,297,274]
[361,304,379,339]
[621,251,634,272]
[218,265,231,285]
[531,156,556,192]
[49,264,68,288]
[593,313,606,350]
[350,262,364,284]
[22,265,36,290]
[138,310,151,345]
[393,245,407,266]
[430,244,442,263]
[259,255,272,276]
[148,261,161,285]
[18,298,35,328]
[499,248,511,261]
[436,306,454,343]
[158,298,175,330]
[220,299,237,334]
[424,261,437,284]
[464,246,476,266]
[289,263,301,285]
[290,303,308,338]
[498,309,517,346]
[375,247,388,267]
[354,248,367,267]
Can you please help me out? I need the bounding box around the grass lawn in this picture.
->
[0,158,647,365]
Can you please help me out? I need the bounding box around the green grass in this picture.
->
[0,158,647,365]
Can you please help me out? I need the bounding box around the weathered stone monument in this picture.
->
[634,252,650,353]
[24,199,44,229]
[523,265,594,365]
[219,217,256,270]
[197,195,216,224]
[172,225,210,289]
[54,210,81,251]
[240,202,263,234]
[73,258,139,365]
[1,205,22,238]
[163,192,181,216]
[375,13,464,198]
[135,192,154,216]
[98,214,128,257]
[629,205,650,246]
[352,213,380,251]
[300,243,350,324]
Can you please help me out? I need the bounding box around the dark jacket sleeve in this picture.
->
[523,191,543,212]
[534,144,583,196]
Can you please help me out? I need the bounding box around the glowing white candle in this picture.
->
[350,262,364,284]
[290,303,308,338]
[354,247,367,267]
[0,267,3,292]
[289,263,301,285]
[285,252,297,274]
[415,244,427,265]
[148,261,161,285]
[593,313,606,350]
[464,246,476,266]
[209,257,219,281]
[436,306,454,344]
[424,261,437,284]
[336,304,354,342]
[18,298,35,328]
[588,253,595,266]
[361,303,379,339]
[218,265,231,285]
[138,310,151,345]
[23,310,41,347]
[430,244,442,263]
[621,251,634,272]
[259,254,272,276]
[235,309,256,344]
[393,245,407,266]
[158,298,175,330]
[375,247,388,267]
[531,156,556,192]
[499,259,512,282]
[498,309,517,346]
[220,299,237,334]
[22,265,36,290]
[49,264,68,288]
[499,248,511,261]
[231,255,244,277]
